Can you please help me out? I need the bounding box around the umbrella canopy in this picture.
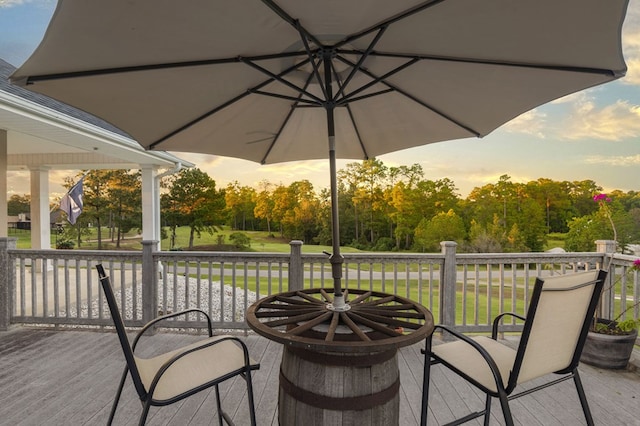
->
[12,0,628,307]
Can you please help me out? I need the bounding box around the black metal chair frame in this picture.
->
[97,264,259,426]
[421,270,606,426]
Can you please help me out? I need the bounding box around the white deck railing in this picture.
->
[1,238,637,337]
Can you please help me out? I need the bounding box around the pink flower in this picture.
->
[593,193,617,241]
[633,259,640,270]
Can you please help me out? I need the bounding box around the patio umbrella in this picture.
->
[11,0,628,310]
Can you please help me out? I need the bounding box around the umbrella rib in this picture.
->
[240,57,324,104]
[334,0,448,50]
[336,55,481,137]
[150,57,313,150]
[297,21,328,100]
[343,89,396,104]
[335,56,420,105]
[365,51,622,77]
[261,0,323,47]
[20,52,305,84]
[260,72,316,164]
[249,89,319,105]
[330,68,370,159]
[334,25,388,102]
[344,104,369,160]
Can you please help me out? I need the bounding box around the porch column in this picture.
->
[141,166,160,250]
[29,166,51,250]
[0,237,17,331]
[0,130,7,237]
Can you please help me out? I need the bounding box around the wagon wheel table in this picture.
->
[246,287,434,426]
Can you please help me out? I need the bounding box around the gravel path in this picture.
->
[61,274,257,325]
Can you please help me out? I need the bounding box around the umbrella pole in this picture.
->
[328,133,345,309]
[324,51,346,311]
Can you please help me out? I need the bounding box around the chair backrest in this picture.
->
[96,264,147,398]
[509,269,606,388]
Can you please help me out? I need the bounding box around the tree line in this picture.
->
[11,159,639,252]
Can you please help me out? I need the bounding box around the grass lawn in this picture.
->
[28,225,365,253]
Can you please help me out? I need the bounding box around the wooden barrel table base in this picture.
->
[246,288,434,425]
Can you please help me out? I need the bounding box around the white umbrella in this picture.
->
[12,0,628,309]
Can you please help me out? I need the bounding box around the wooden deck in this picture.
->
[1,327,638,426]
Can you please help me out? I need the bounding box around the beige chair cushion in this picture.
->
[433,336,516,393]
[518,270,598,383]
[135,335,257,401]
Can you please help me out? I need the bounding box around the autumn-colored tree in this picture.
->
[253,180,275,234]
[106,170,141,247]
[225,181,257,231]
[161,168,224,249]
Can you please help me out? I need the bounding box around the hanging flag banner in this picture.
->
[60,177,84,225]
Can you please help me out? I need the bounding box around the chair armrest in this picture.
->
[132,309,213,351]
[425,324,506,392]
[148,335,259,396]
[491,312,526,339]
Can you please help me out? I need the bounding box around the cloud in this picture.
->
[502,110,548,138]
[561,100,640,141]
[0,0,27,7]
[584,154,640,167]
[622,57,640,86]
[621,0,640,85]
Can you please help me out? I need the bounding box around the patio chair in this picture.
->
[421,269,606,426]
[96,264,259,426]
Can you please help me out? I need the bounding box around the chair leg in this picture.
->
[572,369,595,426]
[497,390,514,426]
[245,370,258,426]
[215,384,224,426]
[420,338,433,426]
[138,400,152,426]
[483,394,492,426]
[107,365,130,425]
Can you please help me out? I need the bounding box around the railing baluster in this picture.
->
[3,243,634,335]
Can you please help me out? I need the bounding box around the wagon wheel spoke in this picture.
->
[363,303,415,310]
[346,312,402,337]
[325,312,340,342]
[320,288,333,303]
[274,294,323,305]
[287,311,334,335]
[355,311,423,330]
[358,295,396,306]
[247,287,434,352]
[254,307,321,318]
[349,291,373,304]
[356,307,424,319]
[263,309,326,327]
[340,312,371,341]
[294,291,326,304]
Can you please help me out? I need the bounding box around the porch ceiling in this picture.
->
[1,58,192,171]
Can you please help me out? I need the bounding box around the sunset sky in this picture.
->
[1,0,639,199]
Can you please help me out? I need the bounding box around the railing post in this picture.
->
[289,240,304,292]
[596,239,616,319]
[440,241,457,328]
[142,240,158,325]
[0,238,17,331]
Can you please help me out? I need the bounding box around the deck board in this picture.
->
[0,327,638,425]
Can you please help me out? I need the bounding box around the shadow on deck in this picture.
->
[0,327,638,425]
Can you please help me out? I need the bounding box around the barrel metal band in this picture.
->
[279,369,400,411]
[286,346,396,367]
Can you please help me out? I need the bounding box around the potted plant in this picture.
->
[580,258,640,369]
